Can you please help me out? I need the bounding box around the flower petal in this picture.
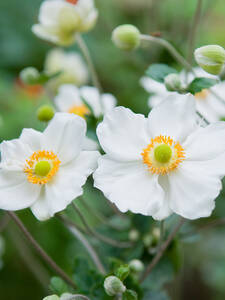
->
[97,107,149,161]
[31,150,100,220]
[54,84,82,112]
[101,93,117,114]
[183,122,225,161]
[80,86,101,117]
[148,94,197,142]
[32,25,60,44]
[168,161,222,219]
[42,112,86,164]
[0,170,40,210]
[38,0,65,26]
[19,128,43,151]
[94,155,164,216]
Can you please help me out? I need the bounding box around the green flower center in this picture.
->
[154,144,172,164]
[35,161,51,177]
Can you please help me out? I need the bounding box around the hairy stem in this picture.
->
[140,218,185,283]
[7,211,76,289]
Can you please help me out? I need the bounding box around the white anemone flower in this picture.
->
[0,113,100,221]
[45,48,88,93]
[141,68,225,123]
[54,84,117,119]
[94,94,225,220]
[32,0,98,46]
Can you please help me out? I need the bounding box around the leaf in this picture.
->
[36,71,62,85]
[50,277,68,296]
[145,64,178,83]
[187,77,219,94]
[115,264,130,281]
[123,289,138,300]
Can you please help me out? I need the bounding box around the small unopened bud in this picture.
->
[43,295,59,300]
[143,234,153,247]
[20,67,40,85]
[129,229,140,242]
[164,73,182,91]
[104,276,126,296]
[37,105,55,122]
[194,45,225,75]
[112,24,140,51]
[129,259,144,273]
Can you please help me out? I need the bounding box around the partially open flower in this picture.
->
[94,94,225,220]
[0,113,100,221]
[104,276,126,296]
[32,0,98,46]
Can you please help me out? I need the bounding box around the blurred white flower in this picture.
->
[54,84,117,119]
[32,0,98,46]
[94,94,225,220]
[45,48,88,93]
[0,113,99,221]
[141,68,225,122]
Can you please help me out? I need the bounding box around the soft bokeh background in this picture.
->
[0,0,225,299]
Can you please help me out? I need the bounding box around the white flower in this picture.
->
[0,113,100,221]
[141,68,225,123]
[54,84,117,119]
[94,94,225,220]
[45,48,88,93]
[32,0,98,46]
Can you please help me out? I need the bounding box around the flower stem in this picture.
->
[140,217,185,283]
[140,34,193,73]
[7,211,77,289]
[58,214,106,275]
[72,202,132,248]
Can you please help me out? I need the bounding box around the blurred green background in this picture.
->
[0,0,225,299]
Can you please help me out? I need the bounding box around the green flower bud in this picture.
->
[43,295,59,300]
[129,229,140,242]
[112,24,140,51]
[129,259,144,273]
[20,67,40,85]
[104,276,126,296]
[37,105,55,122]
[164,73,182,92]
[194,45,225,75]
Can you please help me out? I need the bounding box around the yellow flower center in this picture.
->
[24,150,61,184]
[194,89,209,100]
[68,104,90,118]
[141,135,185,175]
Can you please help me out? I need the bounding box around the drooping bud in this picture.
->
[164,73,182,92]
[43,295,59,300]
[129,259,144,274]
[194,45,225,75]
[112,24,140,51]
[20,67,40,85]
[104,276,126,296]
[37,105,55,122]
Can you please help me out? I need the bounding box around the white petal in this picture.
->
[148,94,197,142]
[19,128,43,151]
[183,122,225,161]
[94,155,164,216]
[168,161,222,219]
[101,93,117,114]
[54,84,82,112]
[97,107,149,161]
[38,0,65,26]
[80,86,101,117]
[42,112,86,164]
[31,151,100,220]
[148,95,164,108]
[83,137,99,150]
[140,77,167,94]
[32,25,59,44]
[0,170,40,210]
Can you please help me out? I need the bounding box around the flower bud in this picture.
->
[129,229,140,242]
[43,295,59,300]
[129,259,144,273]
[194,45,225,75]
[20,67,40,85]
[164,73,182,92]
[104,276,126,296]
[37,105,55,122]
[112,24,140,51]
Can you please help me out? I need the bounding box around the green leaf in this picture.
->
[115,264,130,281]
[36,71,62,85]
[123,289,138,300]
[50,277,68,296]
[145,64,178,83]
[187,77,218,94]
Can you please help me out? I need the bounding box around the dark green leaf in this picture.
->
[115,264,130,281]
[145,64,178,83]
[187,77,218,94]
[50,277,68,296]
[123,289,138,300]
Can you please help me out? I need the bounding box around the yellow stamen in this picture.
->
[68,104,90,118]
[194,89,209,100]
[24,150,61,184]
[141,135,185,175]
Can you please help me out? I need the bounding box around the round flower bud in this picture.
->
[129,259,144,273]
[112,24,140,51]
[37,105,55,122]
[194,45,225,75]
[43,295,59,300]
[129,229,140,242]
[104,276,126,296]
[164,73,182,92]
[20,67,40,85]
